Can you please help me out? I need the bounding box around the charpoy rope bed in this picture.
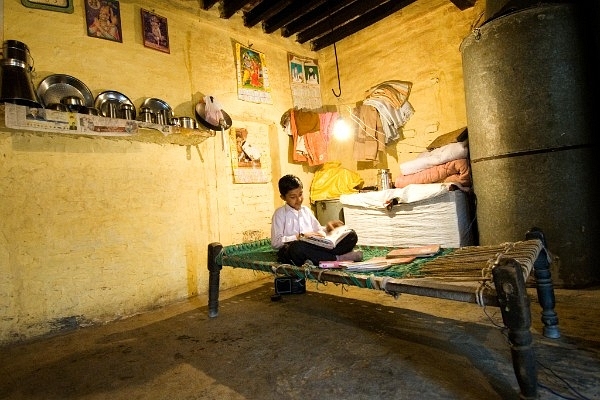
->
[207,228,560,400]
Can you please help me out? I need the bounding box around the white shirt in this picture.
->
[271,204,324,249]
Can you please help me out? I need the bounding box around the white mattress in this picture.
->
[341,189,473,248]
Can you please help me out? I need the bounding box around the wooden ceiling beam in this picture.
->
[449,0,476,11]
[201,0,219,11]
[296,0,388,44]
[310,0,418,51]
[262,0,326,34]
[243,0,294,28]
[219,0,253,19]
[280,0,357,38]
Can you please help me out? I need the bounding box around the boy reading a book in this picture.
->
[271,174,363,266]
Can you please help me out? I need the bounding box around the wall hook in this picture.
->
[331,41,342,98]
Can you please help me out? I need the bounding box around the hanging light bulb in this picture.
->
[333,117,350,140]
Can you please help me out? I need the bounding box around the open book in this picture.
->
[299,226,352,249]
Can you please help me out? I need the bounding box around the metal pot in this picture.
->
[138,106,153,122]
[179,116,194,129]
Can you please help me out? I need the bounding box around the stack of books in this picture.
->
[337,244,441,272]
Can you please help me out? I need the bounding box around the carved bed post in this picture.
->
[207,242,223,318]
[492,257,538,399]
[525,228,560,339]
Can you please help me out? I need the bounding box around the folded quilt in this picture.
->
[400,140,468,175]
[394,158,471,189]
[340,183,452,209]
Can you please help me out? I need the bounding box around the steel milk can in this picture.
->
[377,169,392,190]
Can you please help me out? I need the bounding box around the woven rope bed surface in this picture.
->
[217,238,545,283]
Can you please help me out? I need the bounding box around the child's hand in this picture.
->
[301,232,325,238]
[325,220,344,232]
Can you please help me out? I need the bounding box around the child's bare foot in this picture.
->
[337,251,363,262]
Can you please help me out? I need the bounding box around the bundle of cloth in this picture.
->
[353,80,415,163]
[395,140,471,189]
[362,80,414,144]
[280,108,339,166]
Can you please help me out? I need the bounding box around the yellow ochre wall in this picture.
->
[0,0,479,344]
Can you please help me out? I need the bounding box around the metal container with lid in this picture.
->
[377,169,392,190]
[0,40,41,107]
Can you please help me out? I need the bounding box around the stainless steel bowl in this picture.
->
[60,95,84,112]
[45,103,69,112]
[119,103,134,120]
[60,95,83,106]
[138,107,154,123]
[79,106,99,115]
[179,116,194,129]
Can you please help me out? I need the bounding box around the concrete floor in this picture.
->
[1,278,599,400]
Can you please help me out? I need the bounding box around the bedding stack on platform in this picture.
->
[395,127,471,189]
[340,183,473,248]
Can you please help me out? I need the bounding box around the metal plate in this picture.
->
[94,90,136,119]
[140,98,173,118]
[36,74,94,108]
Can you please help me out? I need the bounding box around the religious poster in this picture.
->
[141,9,170,53]
[232,40,272,104]
[288,53,322,109]
[229,126,270,183]
[85,0,122,43]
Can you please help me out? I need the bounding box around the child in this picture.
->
[271,174,363,266]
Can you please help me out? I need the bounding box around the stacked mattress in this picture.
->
[340,184,473,248]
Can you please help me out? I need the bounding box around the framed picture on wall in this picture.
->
[85,0,122,43]
[141,9,170,53]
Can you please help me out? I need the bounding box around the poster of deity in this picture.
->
[232,40,272,104]
[85,0,122,43]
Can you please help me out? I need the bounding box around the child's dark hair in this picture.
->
[278,174,302,196]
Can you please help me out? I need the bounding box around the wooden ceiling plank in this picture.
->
[219,0,254,19]
[243,0,295,28]
[280,0,356,38]
[310,0,418,50]
[262,0,326,34]
[296,0,384,44]
[201,0,219,11]
[449,0,476,11]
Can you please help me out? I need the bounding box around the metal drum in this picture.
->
[460,3,598,286]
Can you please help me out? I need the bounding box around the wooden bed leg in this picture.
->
[492,258,538,400]
[207,242,223,318]
[525,229,560,339]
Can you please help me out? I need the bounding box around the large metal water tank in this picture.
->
[461,4,598,287]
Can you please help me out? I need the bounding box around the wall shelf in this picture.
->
[0,104,217,146]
